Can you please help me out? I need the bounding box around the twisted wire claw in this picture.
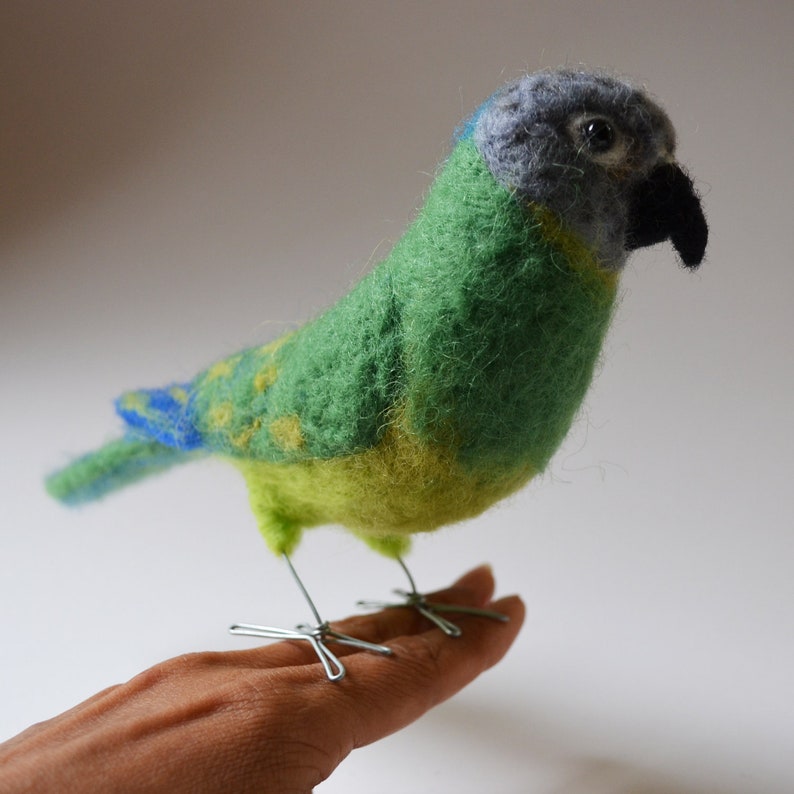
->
[229,621,392,682]
[359,557,509,637]
[358,588,509,638]
[230,554,392,682]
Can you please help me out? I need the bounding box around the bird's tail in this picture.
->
[45,436,199,506]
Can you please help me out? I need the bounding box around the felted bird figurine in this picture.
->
[47,68,707,680]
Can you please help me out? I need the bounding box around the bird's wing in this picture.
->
[117,268,404,464]
[115,382,202,450]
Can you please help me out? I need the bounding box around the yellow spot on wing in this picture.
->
[206,360,234,382]
[269,415,304,452]
[209,402,233,428]
[254,365,278,392]
[259,332,294,357]
[169,386,189,404]
[232,417,262,449]
[119,392,148,413]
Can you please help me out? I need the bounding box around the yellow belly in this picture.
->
[233,415,537,557]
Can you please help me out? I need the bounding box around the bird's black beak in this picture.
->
[625,162,708,268]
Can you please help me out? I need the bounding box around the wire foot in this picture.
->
[229,620,392,682]
[358,557,509,637]
[230,552,392,682]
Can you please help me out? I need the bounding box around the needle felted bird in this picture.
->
[47,69,707,679]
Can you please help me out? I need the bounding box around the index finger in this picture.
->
[319,579,525,754]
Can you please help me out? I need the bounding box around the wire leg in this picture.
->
[358,556,510,637]
[283,552,323,626]
[230,552,393,682]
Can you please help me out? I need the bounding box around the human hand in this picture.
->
[0,565,523,793]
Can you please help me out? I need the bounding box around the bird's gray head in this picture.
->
[465,69,708,270]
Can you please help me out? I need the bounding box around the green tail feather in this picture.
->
[46,436,198,506]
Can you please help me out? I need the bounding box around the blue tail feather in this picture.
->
[115,383,203,450]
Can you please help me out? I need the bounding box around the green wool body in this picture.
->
[228,141,617,556]
[46,68,707,570]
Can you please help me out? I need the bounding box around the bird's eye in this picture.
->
[568,114,628,167]
[581,118,614,152]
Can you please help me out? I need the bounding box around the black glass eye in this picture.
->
[581,118,615,152]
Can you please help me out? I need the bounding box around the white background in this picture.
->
[1,2,792,791]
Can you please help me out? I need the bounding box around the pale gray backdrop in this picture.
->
[2,2,792,792]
